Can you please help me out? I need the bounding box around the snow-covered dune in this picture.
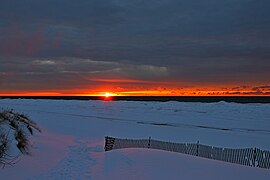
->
[0,99,270,179]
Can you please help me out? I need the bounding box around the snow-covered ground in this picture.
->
[0,99,270,179]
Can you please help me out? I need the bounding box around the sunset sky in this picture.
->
[1,0,270,96]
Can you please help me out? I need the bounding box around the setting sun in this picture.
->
[100,92,116,98]
[104,92,112,97]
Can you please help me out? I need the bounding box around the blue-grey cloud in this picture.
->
[0,0,270,92]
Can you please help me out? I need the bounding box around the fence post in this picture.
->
[196,141,199,156]
[253,148,257,167]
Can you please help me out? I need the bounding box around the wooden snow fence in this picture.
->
[104,136,270,169]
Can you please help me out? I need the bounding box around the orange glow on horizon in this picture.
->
[0,89,270,96]
[1,83,270,97]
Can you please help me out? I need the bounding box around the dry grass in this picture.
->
[0,109,41,167]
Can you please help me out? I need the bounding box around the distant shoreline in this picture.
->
[1,96,270,103]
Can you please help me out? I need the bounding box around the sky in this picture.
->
[0,0,270,96]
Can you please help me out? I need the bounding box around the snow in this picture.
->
[0,99,270,179]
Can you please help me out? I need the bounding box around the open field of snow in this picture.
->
[1,99,270,179]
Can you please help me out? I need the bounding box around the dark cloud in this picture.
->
[232,85,251,91]
[1,0,270,93]
[252,85,270,91]
[229,91,270,96]
[0,56,169,91]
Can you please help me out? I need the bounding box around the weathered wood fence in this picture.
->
[104,136,270,169]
